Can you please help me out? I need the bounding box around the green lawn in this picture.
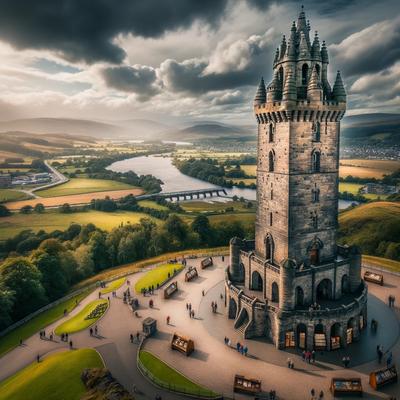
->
[100,277,125,294]
[0,290,90,357]
[54,299,108,335]
[139,350,217,397]
[135,263,183,293]
[0,349,103,400]
[207,212,256,227]
[0,210,157,240]
[138,200,169,211]
[362,255,400,273]
[338,182,388,200]
[36,178,135,197]
[0,189,31,203]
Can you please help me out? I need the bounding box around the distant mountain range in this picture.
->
[0,113,398,145]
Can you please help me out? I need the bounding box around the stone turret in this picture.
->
[282,68,296,101]
[254,77,266,106]
[229,237,244,282]
[279,259,296,311]
[307,66,322,101]
[266,71,281,102]
[332,71,346,102]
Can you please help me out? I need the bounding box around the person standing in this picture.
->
[312,350,316,363]
[69,340,73,349]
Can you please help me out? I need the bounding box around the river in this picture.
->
[108,154,355,209]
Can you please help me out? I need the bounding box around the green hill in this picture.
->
[338,201,400,260]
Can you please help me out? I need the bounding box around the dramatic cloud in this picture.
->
[0,0,230,64]
[101,65,160,100]
[330,17,400,77]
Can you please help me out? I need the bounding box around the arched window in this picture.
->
[251,271,263,291]
[312,150,321,172]
[315,64,320,77]
[295,286,304,307]
[268,150,275,172]
[341,274,350,294]
[278,66,284,86]
[312,185,320,203]
[312,121,320,142]
[265,234,274,261]
[316,279,333,301]
[271,282,279,302]
[302,63,309,85]
[268,123,274,142]
[269,212,273,226]
[308,236,323,265]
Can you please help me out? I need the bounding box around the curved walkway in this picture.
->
[0,258,398,400]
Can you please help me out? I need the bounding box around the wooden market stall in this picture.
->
[164,281,178,299]
[233,375,262,395]
[314,333,327,350]
[330,378,362,397]
[364,271,384,285]
[369,365,397,389]
[171,333,194,356]
[185,266,198,282]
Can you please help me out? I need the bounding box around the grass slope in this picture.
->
[0,210,156,240]
[138,200,169,210]
[0,349,103,400]
[0,290,90,357]
[362,255,400,273]
[100,277,125,294]
[55,299,108,335]
[139,350,217,397]
[36,178,135,197]
[0,189,31,203]
[339,202,400,258]
[135,263,183,293]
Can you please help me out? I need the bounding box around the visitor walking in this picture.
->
[130,334,134,343]
[90,328,93,336]
[95,325,98,336]
[69,340,73,349]
[311,350,316,363]
[319,390,324,399]
[243,346,248,356]
[166,316,170,325]
[37,354,40,363]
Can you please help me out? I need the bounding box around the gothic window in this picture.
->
[278,66,284,86]
[271,189,274,200]
[312,121,320,142]
[302,63,309,85]
[268,123,275,142]
[312,184,320,203]
[315,64,320,77]
[265,234,274,261]
[311,212,318,229]
[269,212,273,226]
[311,150,321,172]
[308,236,323,266]
[268,150,275,172]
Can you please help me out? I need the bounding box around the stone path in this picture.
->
[0,257,399,400]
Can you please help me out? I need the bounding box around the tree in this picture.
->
[0,282,15,330]
[191,215,212,245]
[164,214,188,245]
[1,257,47,320]
[20,205,33,214]
[31,251,69,301]
[39,238,65,256]
[88,231,110,271]
[73,245,95,279]
[60,203,72,213]
[34,203,45,213]
[0,204,11,217]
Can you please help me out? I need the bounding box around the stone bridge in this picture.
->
[137,188,228,201]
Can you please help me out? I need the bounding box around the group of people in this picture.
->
[342,356,351,368]
[143,285,155,296]
[286,357,295,369]
[310,388,324,399]
[302,350,316,363]
[235,341,248,356]
[38,330,53,341]
[388,294,396,308]
[309,302,321,311]
[185,302,195,318]
[130,331,141,343]
[89,325,99,337]
[211,301,218,313]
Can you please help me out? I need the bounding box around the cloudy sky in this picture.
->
[0,0,399,125]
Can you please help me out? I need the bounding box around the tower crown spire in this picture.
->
[254,77,266,105]
[332,70,346,102]
[311,31,321,60]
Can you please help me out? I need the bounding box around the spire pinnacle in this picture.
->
[254,77,267,105]
[299,31,310,59]
[312,31,321,60]
[321,40,329,63]
[332,70,346,102]
[282,69,297,101]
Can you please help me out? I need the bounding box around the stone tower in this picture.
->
[226,7,366,351]
[253,5,346,268]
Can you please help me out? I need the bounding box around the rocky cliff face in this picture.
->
[81,368,135,400]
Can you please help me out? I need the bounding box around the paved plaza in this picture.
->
[0,256,399,400]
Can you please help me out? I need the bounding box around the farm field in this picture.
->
[339,159,400,178]
[138,200,169,210]
[36,178,135,197]
[5,188,144,210]
[207,212,256,227]
[338,182,363,194]
[0,189,31,203]
[362,255,400,273]
[0,210,156,240]
[0,349,103,400]
[180,200,254,213]
[240,164,256,176]
[174,149,253,161]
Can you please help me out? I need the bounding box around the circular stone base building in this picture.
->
[225,7,367,352]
